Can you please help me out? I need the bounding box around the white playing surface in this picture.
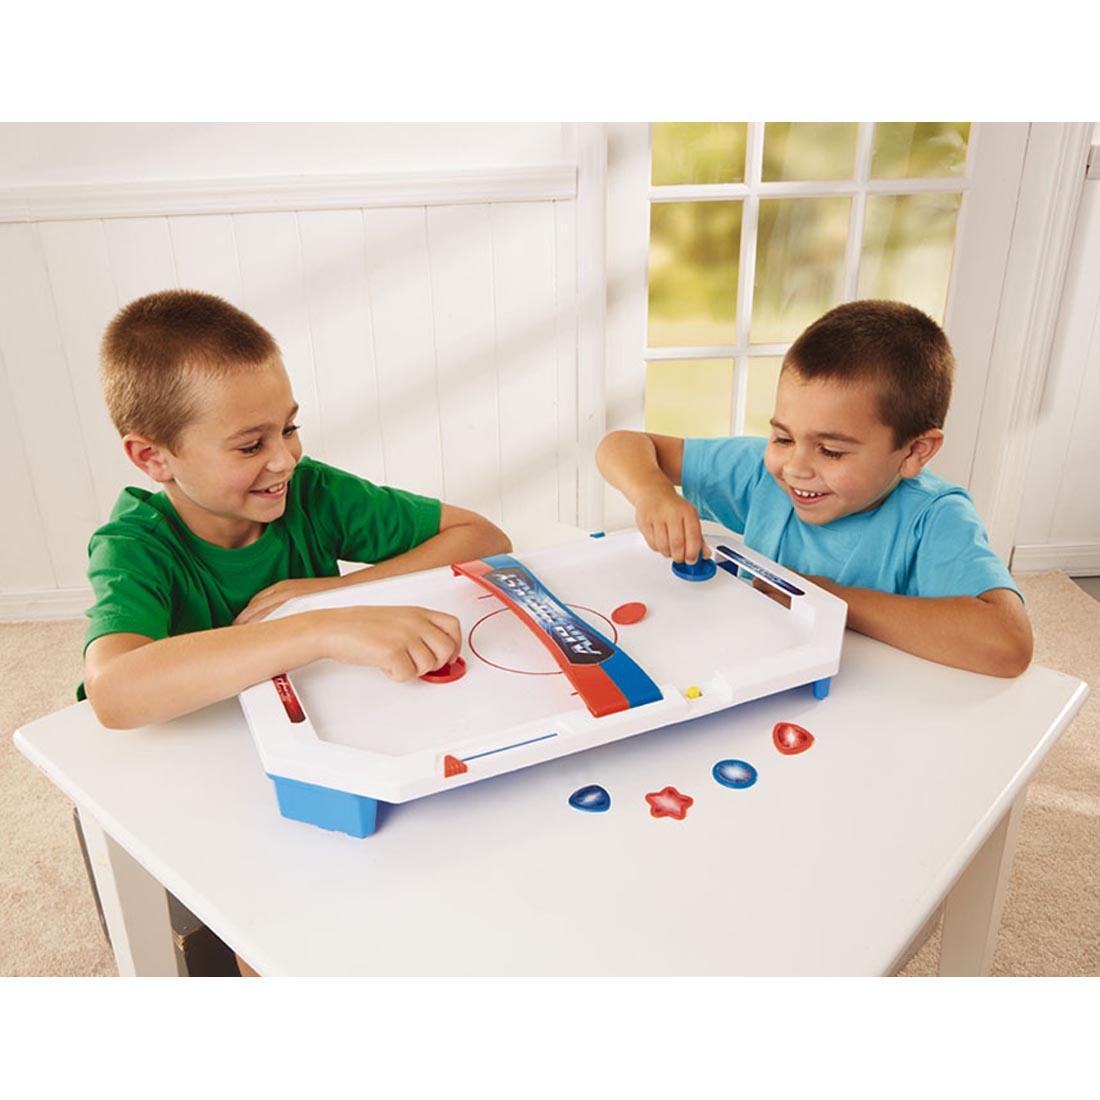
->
[239,530,846,802]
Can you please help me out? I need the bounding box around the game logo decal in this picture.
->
[485,564,615,666]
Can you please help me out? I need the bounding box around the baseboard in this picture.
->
[1010,541,1100,576]
[0,587,90,621]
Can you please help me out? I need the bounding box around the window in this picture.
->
[644,122,971,437]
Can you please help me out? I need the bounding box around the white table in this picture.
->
[14,631,1087,976]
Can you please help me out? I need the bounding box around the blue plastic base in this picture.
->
[811,677,831,700]
[268,774,379,838]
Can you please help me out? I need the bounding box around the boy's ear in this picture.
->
[123,434,175,484]
[899,428,945,478]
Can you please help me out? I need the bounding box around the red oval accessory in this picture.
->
[611,601,647,625]
[420,656,467,684]
[773,721,814,755]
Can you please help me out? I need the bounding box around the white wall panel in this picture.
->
[492,203,560,533]
[298,209,385,483]
[0,224,101,587]
[427,204,502,522]
[1050,319,1100,542]
[103,217,177,303]
[37,220,133,521]
[554,200,579,525]
[0,343,54,592]
[362,207,444,499]
[1015,179,1100,558]
[168,215,243,303]
[233,212,324,457]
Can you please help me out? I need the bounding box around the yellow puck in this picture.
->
[685,686,702,699]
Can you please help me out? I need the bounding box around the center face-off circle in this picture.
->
[468,604,619,676]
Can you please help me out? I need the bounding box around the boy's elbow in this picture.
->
[595,429,635,468]
[85,685,134,730]
[84,673,142,730]
[473,516,511,556]
[1001,634,1034,678]
[991,624,1034,678]
[972,593,1033,678]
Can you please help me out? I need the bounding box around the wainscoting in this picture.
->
[0,164,600,618]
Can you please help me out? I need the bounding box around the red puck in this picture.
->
[773,721,814,755]
[420,656,467,684]
[611,601,647,625]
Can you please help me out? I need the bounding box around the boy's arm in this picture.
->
[345,503,510,584]
[596,429,687,490]
[808,579,1034,678]
[84,605,462,730]
[235,505,510,625]
[595,430,707,563]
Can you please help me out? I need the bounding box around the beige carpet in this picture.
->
[898,572,1100,976]
[1,618,116,976]
[1,572,1097,977]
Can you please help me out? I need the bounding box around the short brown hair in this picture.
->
[783,300,954,448]
[100,290,280,450]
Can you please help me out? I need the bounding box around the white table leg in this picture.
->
[938,791,1027,976]
[78,813,180,977]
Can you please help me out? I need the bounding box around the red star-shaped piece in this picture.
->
[645,785,694,820]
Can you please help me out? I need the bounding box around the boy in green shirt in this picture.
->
[82,290,511,731]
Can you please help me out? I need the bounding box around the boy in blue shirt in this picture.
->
[83,290,511,731]
[597,300,1032,678]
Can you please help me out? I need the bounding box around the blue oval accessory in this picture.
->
[712,759,758,789]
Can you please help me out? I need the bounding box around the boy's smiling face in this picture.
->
[128,359,303,547]
[763,366,942,526]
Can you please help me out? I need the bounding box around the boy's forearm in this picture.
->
[810,579,1032,677]
[334,519,511,586]
[88,612,328,729]
[596,431,676,503]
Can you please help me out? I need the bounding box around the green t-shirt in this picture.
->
[79,455,441,699]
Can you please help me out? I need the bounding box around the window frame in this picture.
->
[644,121,974,434]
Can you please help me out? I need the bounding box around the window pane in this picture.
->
[871,123,970,179]
[858,192,962,323]
[743,357,784,438]
[763,123,858,181]
[652,123,747,185]
[645,359,733,437]
[752,197,850,344]
[648,201,741,347]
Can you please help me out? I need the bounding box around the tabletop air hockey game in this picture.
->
[238,530,847,837]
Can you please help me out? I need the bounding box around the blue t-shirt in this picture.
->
[682,436,1020,600]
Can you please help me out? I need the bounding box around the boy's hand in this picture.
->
[635,485,709,564]
[235,577,348,625]
[321,606,462,681]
